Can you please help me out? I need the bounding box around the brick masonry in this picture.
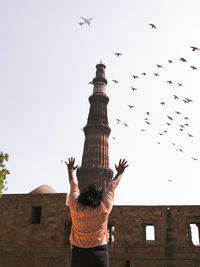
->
[0,193,71,267]
[0,193,200,267]
[77,64,113,193]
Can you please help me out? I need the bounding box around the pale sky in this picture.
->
[1,0,200,205]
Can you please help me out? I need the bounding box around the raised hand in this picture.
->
[65,157,78,173]
[115,159,128,174]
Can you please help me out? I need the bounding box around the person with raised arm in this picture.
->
[65,157,128,267]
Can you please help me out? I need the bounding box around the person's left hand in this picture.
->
[115,159,128,174]
[65,157,78,172]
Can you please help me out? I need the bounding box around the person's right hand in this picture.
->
[65,157,78,173]
[115,159,128,174]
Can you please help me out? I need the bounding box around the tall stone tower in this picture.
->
[76,63,113,192]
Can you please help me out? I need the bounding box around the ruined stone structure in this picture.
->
[0,64,200,267]
[1,192,200,267]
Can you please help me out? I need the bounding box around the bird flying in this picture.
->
[142,72,146,75]
[128,105,134,109]
[167,115,173,120]
[156,64,163,68]
[79,17,93,26]
[149,23,156,29]
[133,75,139,79]
[112,80,119,84]
[167,80,173,84]
[115,52,122,57]
[168,60,173,64]
[154,73,159,77]
[192,157,198,161]
[173,95,179,99]
[190,66,197,70]
[88,81,93,85]
[178,83,183,87]
[179,57,187,63]
[131,87,137,91]
[160,102,165,105]
[190,46,200,51]
[185,98,193,103]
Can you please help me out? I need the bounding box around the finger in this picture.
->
[74,165,78,170]
[121,159,125,165]
[68,158,70,163]
[115,164,117,170]
[122,159,127,165]
[65,161,69,167]
[124,165,129,168]
[119,159,122,165]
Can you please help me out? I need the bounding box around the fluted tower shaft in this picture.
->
[77,63,113,192]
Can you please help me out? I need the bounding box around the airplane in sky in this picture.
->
[79,17,93,26]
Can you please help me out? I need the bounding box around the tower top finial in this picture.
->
[92,62,107,85]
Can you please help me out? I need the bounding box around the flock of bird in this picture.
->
[111,24,199,164]
[85,21,199,166]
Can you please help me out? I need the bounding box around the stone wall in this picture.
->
[0,194,71,267]
[0,194,200,267]
[109,205,200,266]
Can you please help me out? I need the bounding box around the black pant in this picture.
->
[71,244,110,267]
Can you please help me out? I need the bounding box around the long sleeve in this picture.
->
[68,171,80,210]
[102,173,122,213]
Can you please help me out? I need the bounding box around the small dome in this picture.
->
[29,184,56,194]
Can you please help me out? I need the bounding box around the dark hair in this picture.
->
[78,184,103,208]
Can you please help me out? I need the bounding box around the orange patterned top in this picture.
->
[68,176,121,248]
